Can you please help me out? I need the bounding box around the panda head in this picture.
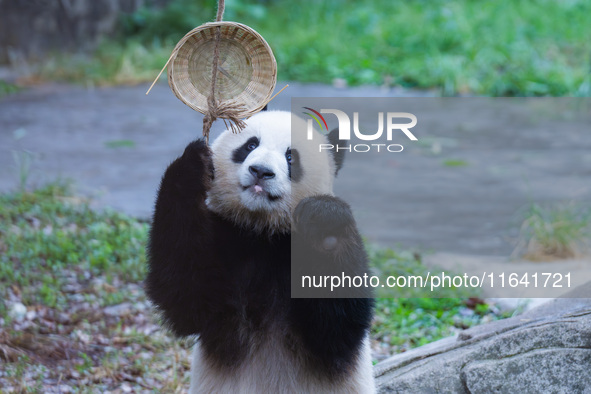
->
[207,110,343,234]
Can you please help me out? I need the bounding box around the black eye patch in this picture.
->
[232,137,259,163]
[289,148,303,182]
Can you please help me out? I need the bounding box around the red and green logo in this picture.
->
[303,107,328,132]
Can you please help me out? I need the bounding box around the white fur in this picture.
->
[189,334,375,394]
[207,111,335,234]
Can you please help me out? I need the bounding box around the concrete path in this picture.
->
[0,81,423,218]
[1,83,590,258]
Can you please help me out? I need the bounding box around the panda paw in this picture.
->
[182,139,213,172]
[161,139,213,198]
[293,195,356,251]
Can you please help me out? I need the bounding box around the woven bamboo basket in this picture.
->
[167,22,277,119]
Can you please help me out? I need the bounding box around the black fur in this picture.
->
[328,127,346,175]
[232,136,259,163]
[289,148,303,182]
[291,195,374,375]
[146,138,373,379]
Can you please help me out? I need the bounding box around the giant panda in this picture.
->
[146,110,375,393]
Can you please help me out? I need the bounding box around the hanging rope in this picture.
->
[201,0,246,144]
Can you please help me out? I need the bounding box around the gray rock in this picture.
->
[463,349,591,394]
[103,302,133,317]
[375,297,591,393]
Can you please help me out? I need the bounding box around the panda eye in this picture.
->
[247,142,258,151]
[286,151,292,164]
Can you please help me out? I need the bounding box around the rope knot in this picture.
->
[202,97,247,143]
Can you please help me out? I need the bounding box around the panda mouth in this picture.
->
[242,184,281,201]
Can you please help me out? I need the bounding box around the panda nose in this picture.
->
[249,165,275,180]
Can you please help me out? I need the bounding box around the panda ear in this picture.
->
[261,104,268,111]
[327,127,345,176]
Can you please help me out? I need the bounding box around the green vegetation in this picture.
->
[0,80,22,98]
[369,247,511,355]
[0,184,511,389]
[104,139,136,149]
[39,0,591,96]
[0,182,147,309]
[0,183,191,391]
[39,40,173,87]
[372,298,510,353]
[514,203,591,261]
[443,158,469,167]
[369,247,475,298]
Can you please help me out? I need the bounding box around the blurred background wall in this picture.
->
[0,0,170,64]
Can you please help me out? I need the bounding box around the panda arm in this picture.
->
[146,139,218,337]
[290,195,374,375]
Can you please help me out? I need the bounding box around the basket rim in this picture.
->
[167,21,277,119]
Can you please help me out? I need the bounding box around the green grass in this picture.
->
[514,203,591,260]
[38,40,173,87]
[104,139,136,149]
[0,80,22,98]
[443,159,469,167]
[0,182,148,310]
[369,247,477,298]
[372,297,508,352]
[0,184,190,391]
[39,0,591,96]
[368,246,509,354]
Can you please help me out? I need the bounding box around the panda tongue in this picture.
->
[254,185,264,193]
